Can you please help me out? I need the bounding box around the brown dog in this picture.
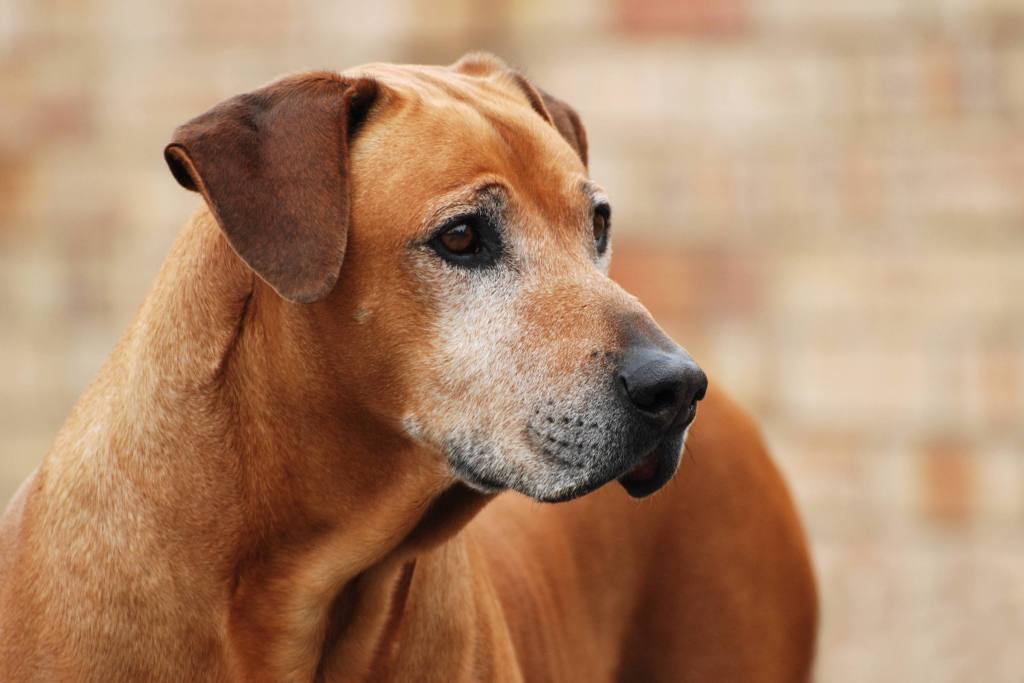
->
[0,54,816,681]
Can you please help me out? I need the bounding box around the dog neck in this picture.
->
[42,210,493,680]
[190,223,478,678]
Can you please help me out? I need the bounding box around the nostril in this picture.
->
[619,372,683,419]
[648,387,678,415]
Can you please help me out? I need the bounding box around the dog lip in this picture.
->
[620,452,660,485]
[617,432,685,499]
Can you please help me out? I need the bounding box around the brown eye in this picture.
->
[428,213,500,268]
[439,223,478,255]
[593,208,610,255]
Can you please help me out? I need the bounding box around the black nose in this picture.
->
[618,346,708,429]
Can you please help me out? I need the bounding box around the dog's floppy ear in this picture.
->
[164,73,378,304]
[535,87,588,168]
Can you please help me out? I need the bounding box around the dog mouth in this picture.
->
[620,452,659,486]
[451,399,695,503]
[616,431,686,499]
[519,402,691,501]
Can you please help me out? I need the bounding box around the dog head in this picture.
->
[165,54,707,502]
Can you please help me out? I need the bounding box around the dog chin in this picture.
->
[445,430,688,503]
[449,458,601,502]
[524,429,688,502]
[518,476,606,504]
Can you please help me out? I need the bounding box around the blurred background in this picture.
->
[1,0,1021,680]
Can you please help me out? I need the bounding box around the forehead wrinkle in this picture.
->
[435,68,583,187]
[350,61,583,175]
[356,61,582,185]
[351,63,539,121]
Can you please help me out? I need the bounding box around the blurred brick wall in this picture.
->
[1,1,1020,680]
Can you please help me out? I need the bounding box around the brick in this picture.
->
[614,0,748,36]
[918,439,976,525]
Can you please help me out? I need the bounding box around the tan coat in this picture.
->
[0,54,816,682]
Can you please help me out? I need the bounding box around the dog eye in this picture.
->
[428,214,501,268]
[438,223,478,255]
[593,205,611,256]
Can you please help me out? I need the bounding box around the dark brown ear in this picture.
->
[164,73,378,304]
[536,87,589,168]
